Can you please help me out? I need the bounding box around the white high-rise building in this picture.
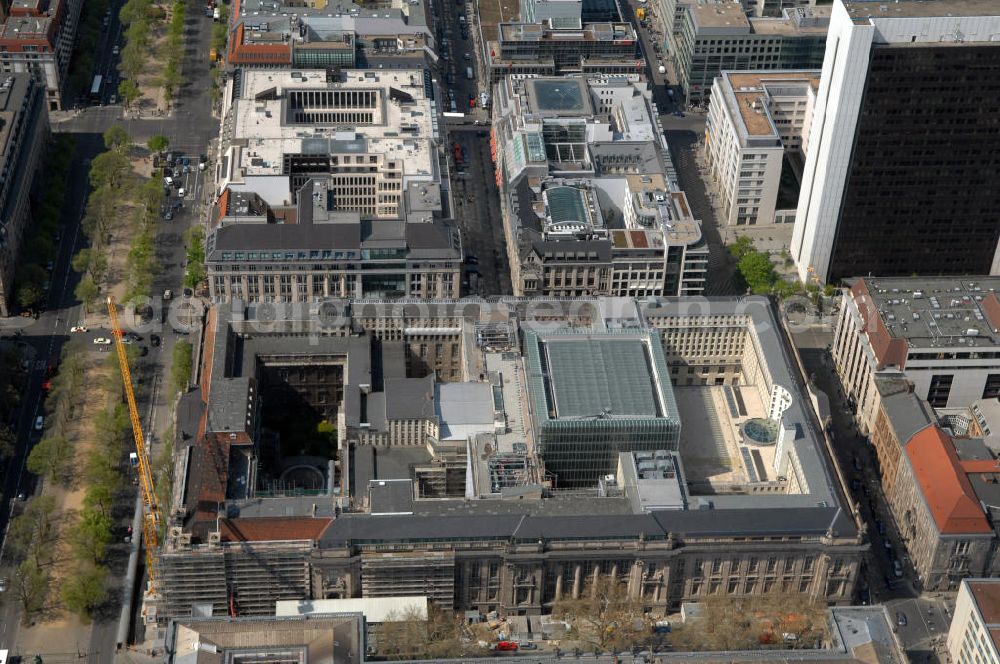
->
[791,0,1000,284]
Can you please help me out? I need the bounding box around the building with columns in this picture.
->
[158,296,865,618]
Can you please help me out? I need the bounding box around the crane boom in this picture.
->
[107,296,161,595]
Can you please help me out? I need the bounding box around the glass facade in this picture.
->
[828,44,1000,280]
[524,330,681,488]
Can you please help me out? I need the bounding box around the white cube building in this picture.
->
[704,70,819,229]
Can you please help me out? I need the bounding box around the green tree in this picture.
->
[184,226,206,290]
[119,0,151,26]
[7,495,57,566]
[125,226,158,303]
[139,177,165,219]
[75,276,100,314]
[728,236,755,261]
[171,340,193,394]
[118,79,141,108]
[737,251,777,294]
[26,436,72,484]
[71,507,114,564]
[103,124,132,153]
[0,423,15,460]
[15,262,46,309]
[61,565,108,620]
[71,248,108,284]
[16,559,49,620]
[147,134,169,154]
[89,150,132,192]
[119,41,146,81]
[83,481,115,519]
[16,282,42,310]
[82,186,119,245]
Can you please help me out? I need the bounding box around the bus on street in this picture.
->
[90,75,103,103]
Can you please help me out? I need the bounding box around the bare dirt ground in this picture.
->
[16,358,111,648]
[17,152,150,646]
[128,3,173,117]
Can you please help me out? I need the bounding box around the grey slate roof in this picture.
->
[211,222,360,254]
[384,375,436,420]
[207,219,460,260]
[206,307,372,435]
[368,479,415,515]
[320,506,855,546]
[880,390,934,445]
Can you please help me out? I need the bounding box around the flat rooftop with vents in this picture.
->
[849,276,1000,350]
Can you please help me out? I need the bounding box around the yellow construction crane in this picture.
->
[107,296,161,596]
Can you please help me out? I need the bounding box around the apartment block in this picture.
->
[655,0,830,39]
[487,20,642,84]
[0,0,83,110]
[832,277,1000,433]
[491,74,707,297]
[704,70,818,228]
[228,0,432,69]
[948,580,1000,664]
[0,74,49,317]
[668,4,828,105]
[791,0,1000,283]
[217,68,441,218]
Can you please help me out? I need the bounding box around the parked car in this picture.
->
[893,560,904,578]
[896,611,907,626]
[93,337,112,345]
[70,326,88,333]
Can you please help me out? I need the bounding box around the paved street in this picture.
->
[0,0,219,658]
[790,313,953,663]
[435,0,509,295]
[619,0,738,296]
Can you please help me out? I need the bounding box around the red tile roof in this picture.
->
[961,459,1000,474]
[216,188,230,227]
[984,293,1000,338]
[905,426,992,535]
[200,306,217,396]
[852,280,908,370]
[219,517,333,542]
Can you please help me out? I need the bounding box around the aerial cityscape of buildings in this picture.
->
[0,0,999,660]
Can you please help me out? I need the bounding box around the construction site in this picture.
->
[135,296,864,638]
